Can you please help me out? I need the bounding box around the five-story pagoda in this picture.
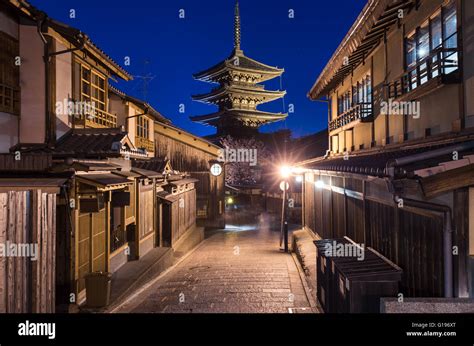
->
[191,1,287,138]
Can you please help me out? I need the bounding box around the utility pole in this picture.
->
[279,166,291,253]
[132,59,155,101]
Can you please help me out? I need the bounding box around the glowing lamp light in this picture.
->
[210,163,223,176]
[295,176,303,183]
[315,180,324,189]
[227,197,234,204]
[280,165,292,178]
[279,181,290,191]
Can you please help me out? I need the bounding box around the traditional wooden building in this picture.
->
[191,1,287,138]
[0,0,204,311]
[152,123,225,228]
[111,87,225,228]
[299,0,474,303]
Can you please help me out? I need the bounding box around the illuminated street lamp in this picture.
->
[280,165,291,179]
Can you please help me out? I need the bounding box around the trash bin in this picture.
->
[85,272,112,308]
[314,236,402,313]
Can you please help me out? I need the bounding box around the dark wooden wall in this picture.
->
[154,135,214,172]
[138,185,154,239]
[0,190,56,313]
[162,188,197,247]
[303,172,449,298]
[154,135,224,224]
[0,154,52,171]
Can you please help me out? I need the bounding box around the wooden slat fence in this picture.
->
[0,190,56,313]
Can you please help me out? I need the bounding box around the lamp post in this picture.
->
[279,166,291,253]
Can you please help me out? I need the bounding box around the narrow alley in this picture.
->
[113,210,317,313]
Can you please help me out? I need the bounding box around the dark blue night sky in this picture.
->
[30,0,366,138]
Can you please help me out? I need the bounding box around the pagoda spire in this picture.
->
[191,1,287,137]
[234,1,241,50]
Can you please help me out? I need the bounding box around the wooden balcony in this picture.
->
[386,47,460,101]
[329,103,373,132]
[74,108,117,128]
[135,136,154,152]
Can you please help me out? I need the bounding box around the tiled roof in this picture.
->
[230,54,282,72]
[76,173,132,188]
[130,167,163,179]
[302,138,474,178]
[132,158,170,174]
[52,128,129,158]
[191,108,287,124]
[193,50,284,80]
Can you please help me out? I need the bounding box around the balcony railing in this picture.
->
[0,83,20,115]
[74,108,117,128]
[329,103,373,131]
[386,47,459,99]
[135,136,154,152]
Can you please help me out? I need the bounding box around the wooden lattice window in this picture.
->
[80,64,106,111]
[137,116,149,139]
[0,32,20,115]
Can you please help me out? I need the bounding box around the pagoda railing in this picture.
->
[214,81,265,92]
[329,103,372,132]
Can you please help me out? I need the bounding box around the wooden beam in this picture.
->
[421,164,474,198]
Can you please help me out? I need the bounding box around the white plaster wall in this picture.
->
[109,93,126,127]
[55,41,72,139]
[19,23,45,144]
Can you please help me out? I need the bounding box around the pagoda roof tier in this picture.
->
[193,49,284,83]
[192,84,286,105]
[190,108,288,126]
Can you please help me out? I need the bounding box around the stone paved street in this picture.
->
[113,210,317,313]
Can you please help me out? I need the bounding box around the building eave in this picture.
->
[153,121,223,154]
[193,50,284,82]
[191,109,288,124]
[192,85,286,103]
[8,0,132,81]
[308,0,414,100]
